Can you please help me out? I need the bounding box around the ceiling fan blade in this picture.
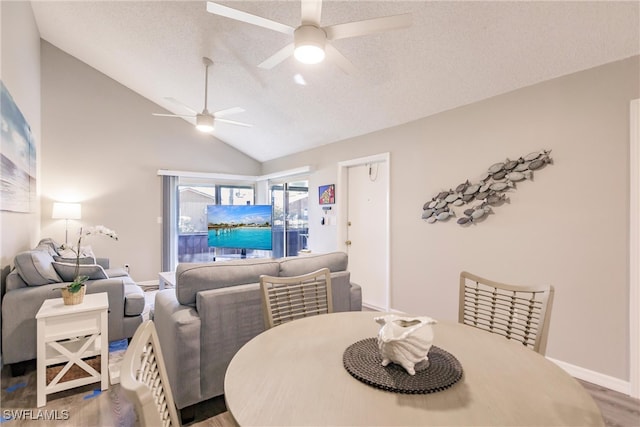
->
[215,118,253,128]
[164,97,199,114]
[258,43,295,69]
[206,2,294,35]
[324,13,412,40]
[325,44,358,75]
[214,107,245,118]
[301,0,322,25]
[152,113,195,118]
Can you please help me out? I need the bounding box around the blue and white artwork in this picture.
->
[1,81,36,212]
[207,205,273,250]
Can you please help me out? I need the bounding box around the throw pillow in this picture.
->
[34,243,57,256]
[14,250,62,286]
[57,246,96,264]
[53,255,95,265]
[37,238,61,256]
[52,262,109,281]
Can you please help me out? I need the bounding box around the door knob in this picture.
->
[345,240,352,246]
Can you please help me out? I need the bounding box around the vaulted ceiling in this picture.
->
[31,1,640,162]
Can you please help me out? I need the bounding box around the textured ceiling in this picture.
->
[31,1,640,162]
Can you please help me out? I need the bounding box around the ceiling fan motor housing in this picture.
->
[294,25,327,64]
[196,113,215,132]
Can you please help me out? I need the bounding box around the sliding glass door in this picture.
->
[177,184,216,263]
[163,174,308,270]
[176,183,255,263]
[271,180,309,258]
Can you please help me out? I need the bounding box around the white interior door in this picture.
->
[346,160,389,310]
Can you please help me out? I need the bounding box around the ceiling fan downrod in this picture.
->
[202,57,213,114]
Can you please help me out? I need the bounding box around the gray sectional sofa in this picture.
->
[154,251,362,410]
[1,239,145,370]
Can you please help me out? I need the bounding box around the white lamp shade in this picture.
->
[52,202,82,220]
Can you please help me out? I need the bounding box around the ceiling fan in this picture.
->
[206,0,412,74]
[153,57,251,133]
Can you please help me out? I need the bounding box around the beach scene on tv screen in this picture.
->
[207,205,272,250]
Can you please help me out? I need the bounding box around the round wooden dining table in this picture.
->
[224,311,604,426]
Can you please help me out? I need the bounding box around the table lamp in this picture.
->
[52,202,81,244]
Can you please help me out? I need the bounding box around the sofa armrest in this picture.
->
[2,283,62,364]
[329,271,356,312]
[196,283,266,399]
[349,282,363,311]
[1,278,127,365]
[85,278,126,341]
[154,289,202,409]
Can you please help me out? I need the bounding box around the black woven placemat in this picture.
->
[343,338,463,394]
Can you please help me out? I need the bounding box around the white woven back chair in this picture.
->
[459,271,554,354]
[260,268,333,329]
[121,320,180,427]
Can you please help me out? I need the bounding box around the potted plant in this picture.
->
[59,225,118,305]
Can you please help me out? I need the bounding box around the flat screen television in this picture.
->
[207,205,272,251]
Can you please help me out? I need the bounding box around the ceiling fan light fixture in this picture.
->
[294,25,326,64]
[196,114,214,132]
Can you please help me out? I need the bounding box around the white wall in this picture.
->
[263,56,640,384]
[39,42,261,281]
[0,2,41,287]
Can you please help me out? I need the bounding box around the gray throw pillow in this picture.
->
[53,256,95,265]
[37,238,61,255]
[14,250,62,286]
[56,246,96,263]
[52,262,109,281]
[34,243,57,256]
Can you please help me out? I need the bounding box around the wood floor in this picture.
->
[1,361,638,426]
[578,380,640,427]
[0,361,233,426]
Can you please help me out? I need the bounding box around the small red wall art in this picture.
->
[319,184,335,205]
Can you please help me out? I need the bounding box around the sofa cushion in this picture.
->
[52,262,108,281]
[176,259,280,306]
[279,252,348,277]
[14,250,62,286]
[105,267,129,278]
[124,283,145,316]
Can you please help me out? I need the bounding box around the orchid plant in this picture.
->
[62,225,118,293]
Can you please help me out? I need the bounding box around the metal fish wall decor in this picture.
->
[421,149,552,226]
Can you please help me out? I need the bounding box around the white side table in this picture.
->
[36,292,109,407]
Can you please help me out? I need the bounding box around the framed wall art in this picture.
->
[319,184,335,205]
[1,81,36,213]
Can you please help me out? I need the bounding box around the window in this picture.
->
[177,183,256,263]
[160,168,311,270]
[270,180,309,258]
[177,185,216,263]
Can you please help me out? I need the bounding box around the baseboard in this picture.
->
[362,302,386,312]
[547,357,631,395]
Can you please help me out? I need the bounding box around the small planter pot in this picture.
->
[61,285,86,305]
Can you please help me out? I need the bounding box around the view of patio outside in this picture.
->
[177,182,308,262]
[271,181,309,258]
